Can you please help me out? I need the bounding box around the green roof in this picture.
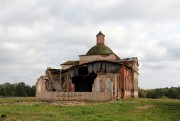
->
[86,45,114,55]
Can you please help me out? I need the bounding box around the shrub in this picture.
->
[1,113,6,118]
[161,96,169,99]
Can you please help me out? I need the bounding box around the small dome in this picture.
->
[86,45,114,55]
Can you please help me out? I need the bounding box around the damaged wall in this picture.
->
[93,72,119,99]
[79,54,118,64]
[36,60,138,101]
[36,91,112,102]
[119,65,138,99]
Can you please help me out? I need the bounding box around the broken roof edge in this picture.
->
[60,60,79,65]
[46,68,60,71]
[120,64,139,75]
[61,60,123,73]
[117,57,139,66]
[61,60,139,75]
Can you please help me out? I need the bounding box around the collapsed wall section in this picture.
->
[35,60,138,101]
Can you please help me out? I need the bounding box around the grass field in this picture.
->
[0,97,179,121]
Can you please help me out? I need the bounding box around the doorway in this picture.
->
[72,66,97,92]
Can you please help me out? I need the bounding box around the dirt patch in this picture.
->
[0,101,41,105]
[135,105,153,110]
[48,101,87,106]
[16,101,41,105]
[0,101,87,106]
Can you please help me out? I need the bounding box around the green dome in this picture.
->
[86,45,114,55]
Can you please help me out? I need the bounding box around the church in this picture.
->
[35,31,139,101]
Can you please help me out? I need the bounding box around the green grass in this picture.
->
[0,97,34,103]
[0,98,179,121]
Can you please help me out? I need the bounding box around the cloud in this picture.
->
[0,0,180,88]
[162,33,180,59]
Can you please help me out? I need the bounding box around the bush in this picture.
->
[1,113,6,118]
[161,96,169,99]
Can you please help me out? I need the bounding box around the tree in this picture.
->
[138,88,147,98]
[30,85,36,97]
[0,84,3,96]
[176,87,180,99]
[15,83,27,97]
[146,90,158,99]
[25,85,35,97]
[166,87,177,99]
[0,82,35,97]
[3,83,15,97]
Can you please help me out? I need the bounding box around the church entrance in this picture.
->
[72,66,97,92]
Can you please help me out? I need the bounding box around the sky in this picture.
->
[0,0,180,89]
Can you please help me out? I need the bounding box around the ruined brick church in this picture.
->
[36,31,139,101]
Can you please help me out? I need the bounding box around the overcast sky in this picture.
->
[0,0,180,89]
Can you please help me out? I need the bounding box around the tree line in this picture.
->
[139,86,180,99]
[0,82,35,97]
